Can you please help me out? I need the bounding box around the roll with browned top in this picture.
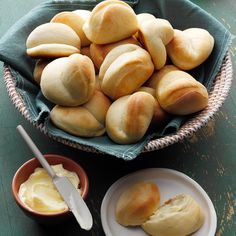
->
[154,66,209,115]
[99,44,154,100]
[166,28,214,70]
[83,0,138,44]
[40,53,95,106]
[106,91,156,144]
[116,182,160,226]
[138,18,174,70]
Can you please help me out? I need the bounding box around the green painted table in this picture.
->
[0,1,235,235]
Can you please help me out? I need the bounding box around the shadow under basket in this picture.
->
[3,52,233,154]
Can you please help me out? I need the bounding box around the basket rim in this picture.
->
[3,52,233,155]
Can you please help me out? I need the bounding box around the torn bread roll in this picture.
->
[50,90,111,137]
[83,0,138,44]
[40,53,95,106]
[138,18,174,70]
[142,194,205,236]
[51,10,91,47]
[166,28,214,70]
[106,92,156,144]
[116,182,160,226]
[26,23,81,58]
[90,36,140,69]
[154,66,209,115]
[99,44,154,100]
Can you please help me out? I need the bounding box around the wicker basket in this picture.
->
[3,52,233,154]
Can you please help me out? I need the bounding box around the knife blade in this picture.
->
[53,175,93,230]
[16,125,93,230]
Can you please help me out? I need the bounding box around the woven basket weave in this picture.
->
[3,52,233,154]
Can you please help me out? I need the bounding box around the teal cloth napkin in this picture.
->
[0,0,232,160]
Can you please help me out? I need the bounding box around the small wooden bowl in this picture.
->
[12,154,89,224]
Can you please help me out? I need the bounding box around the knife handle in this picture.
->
[17,125,56,178]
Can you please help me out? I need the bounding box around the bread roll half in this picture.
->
[142,194,205,236]
[106,91,156,144]
[116,182,160,226]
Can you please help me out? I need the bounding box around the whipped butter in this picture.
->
[18,164,80,213]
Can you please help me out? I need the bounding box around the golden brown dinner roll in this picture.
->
[138,18,174,70]
[51,10,91,47]
[83,0,138,44]
[154,66,209,115]
[40,53,95,106]
[142,194,205,236]
[90,36,140,69]
[26,23,81,58]
[136,87,169,128]
[116,182,160,226]
[106,91,156,144]
[33,59,52,84]
[166,28,214,70]
[99,44,154,100]
[50,90,111,137]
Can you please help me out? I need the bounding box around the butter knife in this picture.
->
[16,125,93,230]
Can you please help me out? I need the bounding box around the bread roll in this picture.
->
[51,10,91,47]
[142,194,205,236]
[26,23,81,58]
[136,87,169,128]
[145,65,179,89]
[83,0,138,44]
[116,182,160,226]
[50,90,111,137]
[166,28,214,70]
[41,53,95,106]
[154,66,209,115]
[90,36,140,69]
[138,19,174,70]
[106,92,156,144]
[33,59,52,84]
[134,13,156,38]
[80,46,91,59]
[99,44,154,100]
[137,13,156,26]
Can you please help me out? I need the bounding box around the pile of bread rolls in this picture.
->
[26,0,214,144]
[115,182,205,236]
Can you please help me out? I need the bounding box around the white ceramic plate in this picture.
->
[101,168,217,236]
